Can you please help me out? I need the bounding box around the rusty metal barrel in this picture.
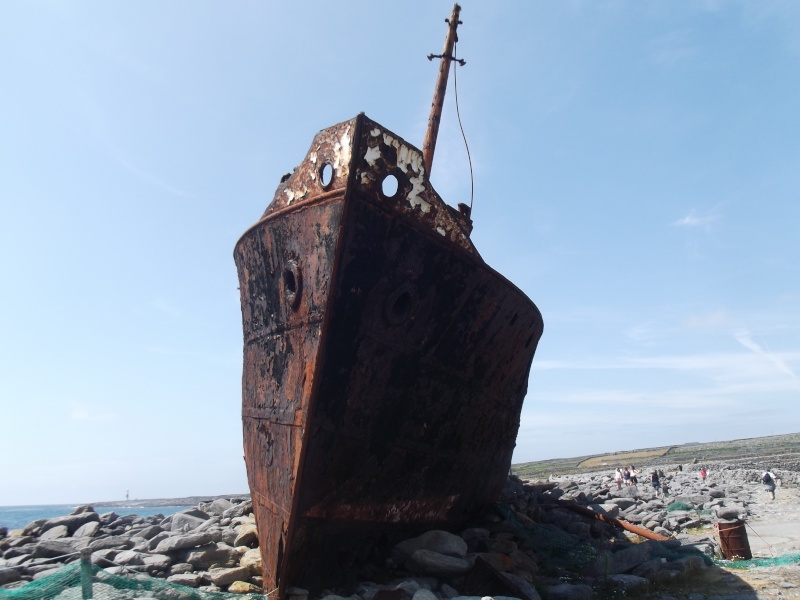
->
[716,520,752,560]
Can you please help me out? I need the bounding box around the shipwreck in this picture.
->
[233,5,543,596]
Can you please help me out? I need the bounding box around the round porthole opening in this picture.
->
[381,173,399,198]
[319,163,334,189]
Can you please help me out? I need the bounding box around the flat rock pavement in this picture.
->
[745,485,800,556]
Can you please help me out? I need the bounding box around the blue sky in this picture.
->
[2,1,799,506]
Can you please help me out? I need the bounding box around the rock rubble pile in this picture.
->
[0,463,783,599]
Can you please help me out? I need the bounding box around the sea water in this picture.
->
[0,504,189,530]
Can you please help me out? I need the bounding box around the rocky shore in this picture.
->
[1,462,797,599]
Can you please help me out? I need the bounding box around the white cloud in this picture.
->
[734,328,800,385]
[674,207,721,229]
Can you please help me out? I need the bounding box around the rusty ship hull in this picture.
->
[234,114,543,595]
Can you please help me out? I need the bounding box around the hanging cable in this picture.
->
[452,41,475,211]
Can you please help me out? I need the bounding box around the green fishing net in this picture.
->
[493,503,598,570]
[715,552,800,569]
[0,562,262,600]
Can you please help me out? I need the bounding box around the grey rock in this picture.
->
[113,550,144,566]
[233,522,259,547]
[147,531,170,551]
[406,549,471,576]
[153,532,213,554]
[169,562,194,574]
[585,542,652,577]
[208,565,250,587]
[39,525,69,540]
[32,540,75,559]
[606,498,637,510]
[167,572,204,587]
[32,567,62,580]
[183,542,239,570]
[142,553,172,573]
[608,574,649,590]
[222,500,253,520]
[41,511,100,535]
[411,590,439,600]
[89,535,134,552]
[394,530,468,566]
[0,567,21,586]
[90,549,117,567]
[544,583,593,600]
[502,572,542,600]
[72,521,100,538]
[631,557,667,577]
[99,512,119,524]
[588,503,619,518]
[201,499,234,516]
[136,525,163,540]
[171,510,209,533]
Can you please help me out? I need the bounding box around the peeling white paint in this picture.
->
[332,127,352,174]
[436,227,446,236]
[285,189,295,205]
[364,145,381,167]
[370,128,381,137]
[407,176,429,213]
[309,151,318,164]
[359,172,374,185]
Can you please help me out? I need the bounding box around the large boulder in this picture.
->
[153,532,213,554]
[89,536,134,552]
[240,547,262,574]
[0,567,22,586]
[40,525,69,540]
[392,530,467,566]
[223,501,253,520]
[233,522,258,548]
[41,511,100,536]
[405,549,471,576]
[201,499,233,516]
[183,543,239,570]
[171,510,210,533]
[73,521,100,538]
[208,565,251,587]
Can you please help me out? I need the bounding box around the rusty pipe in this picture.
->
[559,502,671,542]
[422,3,461,178]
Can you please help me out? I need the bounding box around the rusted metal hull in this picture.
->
[234,114,543,596]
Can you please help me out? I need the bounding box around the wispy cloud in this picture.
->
[674,206,721,230]
[734,328,800,385]
[682,309,730,330]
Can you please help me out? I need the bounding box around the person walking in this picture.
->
[651,470,661,497]
[623,467,631,487]
[700,468,707,483]
[614,468,623,490]
[762,468,777,500]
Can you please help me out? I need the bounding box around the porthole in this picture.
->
[381,173,399,198]
[283,261,302,311]
[383,283,418,326]
[319,163,334,189]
